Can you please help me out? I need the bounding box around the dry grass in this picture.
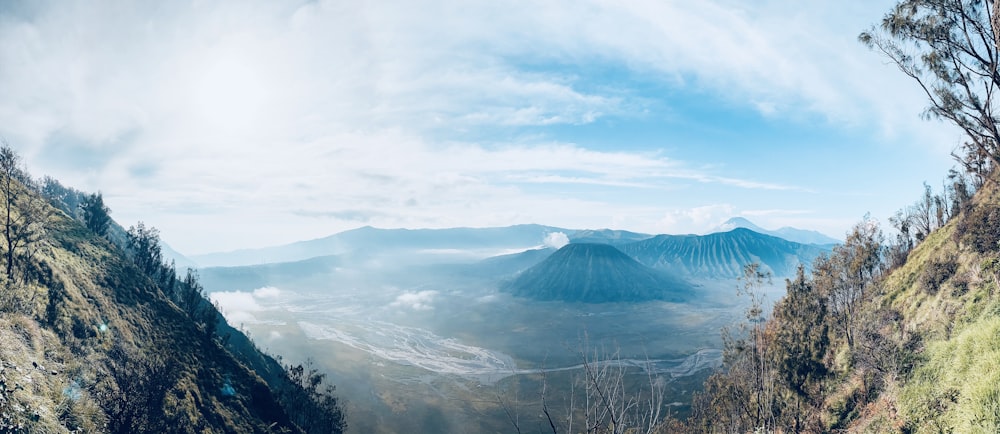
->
[1,189,307,432]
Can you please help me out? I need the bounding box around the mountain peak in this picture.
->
[709,217,840,246]
[502,243,692,303]
[714,217,766,233]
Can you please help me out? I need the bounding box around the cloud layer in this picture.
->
[0,0,953,253]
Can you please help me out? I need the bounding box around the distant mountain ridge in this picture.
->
[709,217,840,245]
[501,243,692,303]
[192,225,653,267]
[568,229,653,245]
[195,225,828,284]
[192,221,837,269]
[192,224,566,267]
[621,228,828,279]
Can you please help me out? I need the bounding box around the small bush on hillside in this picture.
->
[920,255,958,295]
[956,204,1000,254]
[280,361,347,434]
[951,272,971,297]
[981,256,1000,294]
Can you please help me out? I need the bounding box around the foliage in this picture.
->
[888,174,973,270]
[770,266,829,431]
[900,316,1000,432]
[80,192,111,237]
[125,221,163,277]
[919,254,958,293]
[687,264,785,433]
[816,216,885,350]
[281,360,347,434]
[0,142,53,281]
[40,176,86,219]
[95,343,173,434]
[0,143,344,433]
[860,0,1000,181]
[684,219,898,432]
[955,202,1000,252]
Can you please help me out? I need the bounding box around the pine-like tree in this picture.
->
[771,266,829,432]
[81,192,112,237]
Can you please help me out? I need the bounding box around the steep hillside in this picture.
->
[501,243,693,302]
[0,176,343,432]
[621,228,827,279]
[674,178,1000,432]
[835,183,1000,432]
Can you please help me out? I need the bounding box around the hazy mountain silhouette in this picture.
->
[622,228,828,279]
[502,243,693,303]
[709,217,840,245]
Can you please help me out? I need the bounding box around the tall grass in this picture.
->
[900,315,1000,432]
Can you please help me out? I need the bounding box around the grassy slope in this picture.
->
[843,184,1000,433]
[1,195,299,432]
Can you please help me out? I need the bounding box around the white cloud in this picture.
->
[390,290,439,311]
[741,209,813,217]
[0,0,946,253]
[209,291,262,324]
[543,232,570,249]
[209,286,282,324]
[0,0,927,157]
[210,291,262,314]
[660,204,736,234]
[253,286,282,299]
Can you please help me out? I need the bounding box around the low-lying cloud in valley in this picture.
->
[390,290,439,311]
[210,286,284,324]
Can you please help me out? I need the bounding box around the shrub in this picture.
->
[955,204,1000,254]
[920,255,958,295]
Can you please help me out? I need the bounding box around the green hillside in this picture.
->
[849,183,1000,432]
[0,152,344,432]
[670,174,1000,432]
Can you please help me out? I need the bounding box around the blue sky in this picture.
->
[0,0,962,254]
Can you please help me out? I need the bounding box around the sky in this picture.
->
[0,0,965,255]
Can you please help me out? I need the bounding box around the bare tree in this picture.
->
[913,182,935,241]
[815,216,885,350]
[95,343,173,434]
[495,369,523,434]
[575,341,667,434]
[718,263,778,432]
[0,142,52,281]
[497,340,670,434]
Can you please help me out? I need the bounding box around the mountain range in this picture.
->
[192,218,836,270]
[191,224,568,267]
[621,228,828,279]
[708,216,840,245]
[198,224,830,306]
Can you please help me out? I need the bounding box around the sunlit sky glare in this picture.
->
[0,0,962,255]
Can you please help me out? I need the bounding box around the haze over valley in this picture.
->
[6,0,993,432]
[199,222,828,432]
